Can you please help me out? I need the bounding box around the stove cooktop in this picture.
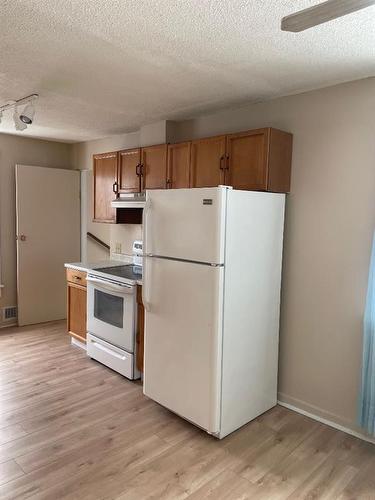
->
[94,265,142,281]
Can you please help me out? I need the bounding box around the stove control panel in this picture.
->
[132,240,143,267]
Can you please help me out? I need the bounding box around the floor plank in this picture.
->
[0,459,25,486]
[0,321,374,499]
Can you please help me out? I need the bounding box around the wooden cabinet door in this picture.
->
[93,152,118,222]
[167,142,191,189]
[267,128,293,193]
[226,129,269,191]
[141,144,167,190]
[190,136,226,188]
[118,148,141,193]
[67,282,87,342]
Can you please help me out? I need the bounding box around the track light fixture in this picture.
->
[13,107,27,131]
[0,94,38,131]
[20,102,36,124]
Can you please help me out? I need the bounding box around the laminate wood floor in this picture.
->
[0,321,374,499]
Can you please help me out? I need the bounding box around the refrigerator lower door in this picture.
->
[143,256,223,434]
[143,187,228,264]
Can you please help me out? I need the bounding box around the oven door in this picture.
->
[86,276,136,353]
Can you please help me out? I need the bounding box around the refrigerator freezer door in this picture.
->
[143,187,228,264]
[143,256,223,434]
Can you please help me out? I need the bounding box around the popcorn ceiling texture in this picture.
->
[1,0,375,142]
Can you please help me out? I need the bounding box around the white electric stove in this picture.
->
[86,241,143,379]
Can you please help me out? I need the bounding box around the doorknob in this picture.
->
[17,235,27,241]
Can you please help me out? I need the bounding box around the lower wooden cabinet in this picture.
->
[66,269,87,343]
[136,285,144,373]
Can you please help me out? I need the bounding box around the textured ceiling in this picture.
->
[1,0,375,143]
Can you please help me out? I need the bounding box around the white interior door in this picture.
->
[16,165,80,326]
[144,187,228,264]
[143,256,223,433]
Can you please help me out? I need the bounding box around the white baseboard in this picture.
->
[0,321,17,329]
[71,337,86,351]
[278,400,375,445]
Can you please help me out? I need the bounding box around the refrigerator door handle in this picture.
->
[142,255,151,312]
[142,198,152,256]
[142,198,152,312]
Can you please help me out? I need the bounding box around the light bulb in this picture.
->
[20,102,35,124]
[13,108,27,131]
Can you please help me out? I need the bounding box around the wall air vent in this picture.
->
[3,306,17,321]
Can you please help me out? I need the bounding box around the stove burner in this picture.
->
[94,265,142,281]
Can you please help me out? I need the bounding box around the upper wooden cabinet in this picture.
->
[190,136,226,188]
[93,152,117,223]
[118,148,141,193]
[141,144,168,191]
[226,128,292,192]
[92,145,168,222]
[167,142,191,189]
[92,127,292,223]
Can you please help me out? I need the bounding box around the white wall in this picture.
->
[0,133,72,326]
[173,77,375,432]
[73,77,375,434]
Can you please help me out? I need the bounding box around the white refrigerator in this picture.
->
[142,186,285,438]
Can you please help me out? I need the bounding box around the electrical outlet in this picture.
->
[115,242,122,254]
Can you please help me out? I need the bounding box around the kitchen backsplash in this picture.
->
[110,224,142,256]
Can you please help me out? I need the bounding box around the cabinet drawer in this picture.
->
[66,268,87,287]
[87,334,139,380]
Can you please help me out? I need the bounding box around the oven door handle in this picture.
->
[86,276,134,293]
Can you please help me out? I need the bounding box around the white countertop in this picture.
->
[65,258,142,285]
[64,259,124,273]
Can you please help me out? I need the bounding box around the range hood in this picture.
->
[111,193,146,209]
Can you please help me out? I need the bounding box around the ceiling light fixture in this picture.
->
[13,107,27,131]
[20,102,36,125]
[281,0,375,32]
[0,94,39,131]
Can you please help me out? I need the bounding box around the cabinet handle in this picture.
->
[225,153,230,170]
[74,276,82,280]
[112,182,119,193]
[219,155,225,170]
[166,179,172,188]
[136,164,141,176]
[138,164,144,191]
